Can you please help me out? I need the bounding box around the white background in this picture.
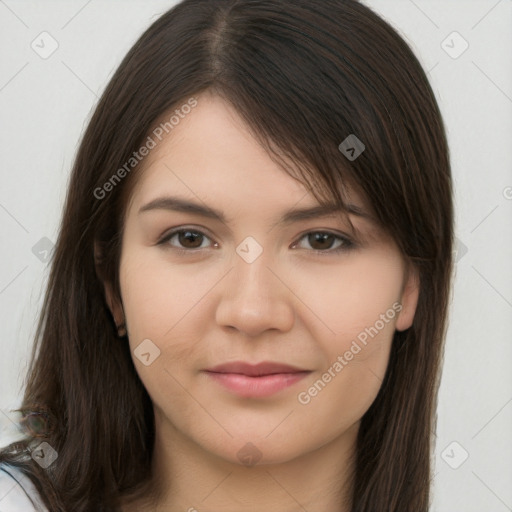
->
[0,1,511,511]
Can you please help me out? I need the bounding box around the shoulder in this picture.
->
[0,463,48,512]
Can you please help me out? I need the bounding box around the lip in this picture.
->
[203,361,311,398]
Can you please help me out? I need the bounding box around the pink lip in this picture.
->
[203,361,311,398]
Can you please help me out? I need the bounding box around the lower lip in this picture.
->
[204,371,310,398]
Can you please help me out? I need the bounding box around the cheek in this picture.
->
[118,253,210,416]
[119,250,220,341]
[295,357,388,449]
[119,251,224,405]
[293,249,404,354]
[291,251,403,435]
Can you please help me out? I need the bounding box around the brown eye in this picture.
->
[176,230,205,249]
[293,231,354,254]
[308,232,337,250]
[158,228,214,251]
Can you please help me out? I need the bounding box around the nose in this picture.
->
[214,247,295,337]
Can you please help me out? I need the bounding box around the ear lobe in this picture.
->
[395,265,420,332]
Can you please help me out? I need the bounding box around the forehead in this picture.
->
[126,93,367,218]
[137,94,304,195]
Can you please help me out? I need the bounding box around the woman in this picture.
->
[0,0,454,510]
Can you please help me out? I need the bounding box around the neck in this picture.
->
[134,410,358,512]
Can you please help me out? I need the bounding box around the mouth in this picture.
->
[202,361,312,398]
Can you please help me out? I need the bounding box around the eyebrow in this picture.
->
[138,195,373,227]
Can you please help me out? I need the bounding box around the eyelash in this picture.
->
[156,227,355,256]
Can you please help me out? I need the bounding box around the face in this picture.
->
[105,92,419,466]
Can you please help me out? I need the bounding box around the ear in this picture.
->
[395,264,420,332]
[103,280,125,329]
[94,241,125,328]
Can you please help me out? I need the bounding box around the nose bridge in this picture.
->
[215,238,294,335]
[230,240,279,304]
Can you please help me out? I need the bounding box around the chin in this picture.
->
[200,433,308,467]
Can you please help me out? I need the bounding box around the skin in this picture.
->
[104,91,419,512]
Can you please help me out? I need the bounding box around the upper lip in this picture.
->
[204,361,310,376]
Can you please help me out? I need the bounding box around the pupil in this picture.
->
[180,231,202,248]
[311,233,332,249]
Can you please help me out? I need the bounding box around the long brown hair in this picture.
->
[0,1,454,510]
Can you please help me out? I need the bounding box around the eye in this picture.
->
[292,231,354,254]
[158,228,216,251]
